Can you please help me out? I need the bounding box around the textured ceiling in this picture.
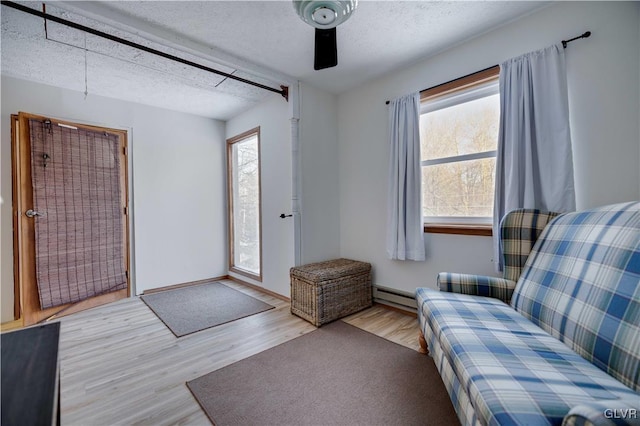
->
[1,1,550,120]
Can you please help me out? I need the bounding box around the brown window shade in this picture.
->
[29,119,127,309]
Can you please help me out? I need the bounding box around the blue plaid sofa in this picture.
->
[416,202,640,426]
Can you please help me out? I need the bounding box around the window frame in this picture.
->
[419,65,500,236]
[226,127,263,282]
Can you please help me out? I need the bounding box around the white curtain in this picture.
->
[386,92,425,261]
[494,44,576,270]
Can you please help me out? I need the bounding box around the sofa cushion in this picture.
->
[417,287,639,426]
[511,202,640,391]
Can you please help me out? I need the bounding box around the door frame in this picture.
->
[11,112,131,326]
[226,126,263,282]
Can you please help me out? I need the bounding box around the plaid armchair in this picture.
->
[437,209,560,303]
[417,202,640,426]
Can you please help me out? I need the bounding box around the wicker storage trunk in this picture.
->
[290,258,372,326]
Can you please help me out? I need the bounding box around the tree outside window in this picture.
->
[420,68,500,227]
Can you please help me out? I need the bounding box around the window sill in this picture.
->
[424,223,492,237]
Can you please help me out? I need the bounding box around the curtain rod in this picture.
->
[1,0,289,101]
[562,31,591,48]
[385,30,591,105]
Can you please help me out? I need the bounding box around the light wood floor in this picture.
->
[57,280,420,425]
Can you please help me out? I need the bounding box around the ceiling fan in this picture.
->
[293,1,358,70]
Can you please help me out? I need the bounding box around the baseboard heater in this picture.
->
[373,286,417,313]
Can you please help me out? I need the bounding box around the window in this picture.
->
[227,128,262,281]
[419,66,500,235]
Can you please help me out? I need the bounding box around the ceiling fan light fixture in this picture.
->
[293,0,358,29]
[312,6,337,26]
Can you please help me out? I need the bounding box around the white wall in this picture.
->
[298,83,341,264]
[337,1,640,294]
[226,95,294,297]
[1,76,227,321]
[225,83,341,297]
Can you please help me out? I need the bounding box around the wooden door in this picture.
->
[12,112,130,326]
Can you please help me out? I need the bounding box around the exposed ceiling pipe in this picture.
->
[1,0,289,101]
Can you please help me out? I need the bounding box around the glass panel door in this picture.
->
[227,128,262,281]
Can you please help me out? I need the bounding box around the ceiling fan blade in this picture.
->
[314,27,338,70]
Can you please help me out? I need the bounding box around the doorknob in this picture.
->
[25,209,42,218]
[279,213,293,219]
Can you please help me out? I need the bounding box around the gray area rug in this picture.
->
[140,282,275,337]
[187,321,459,426]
